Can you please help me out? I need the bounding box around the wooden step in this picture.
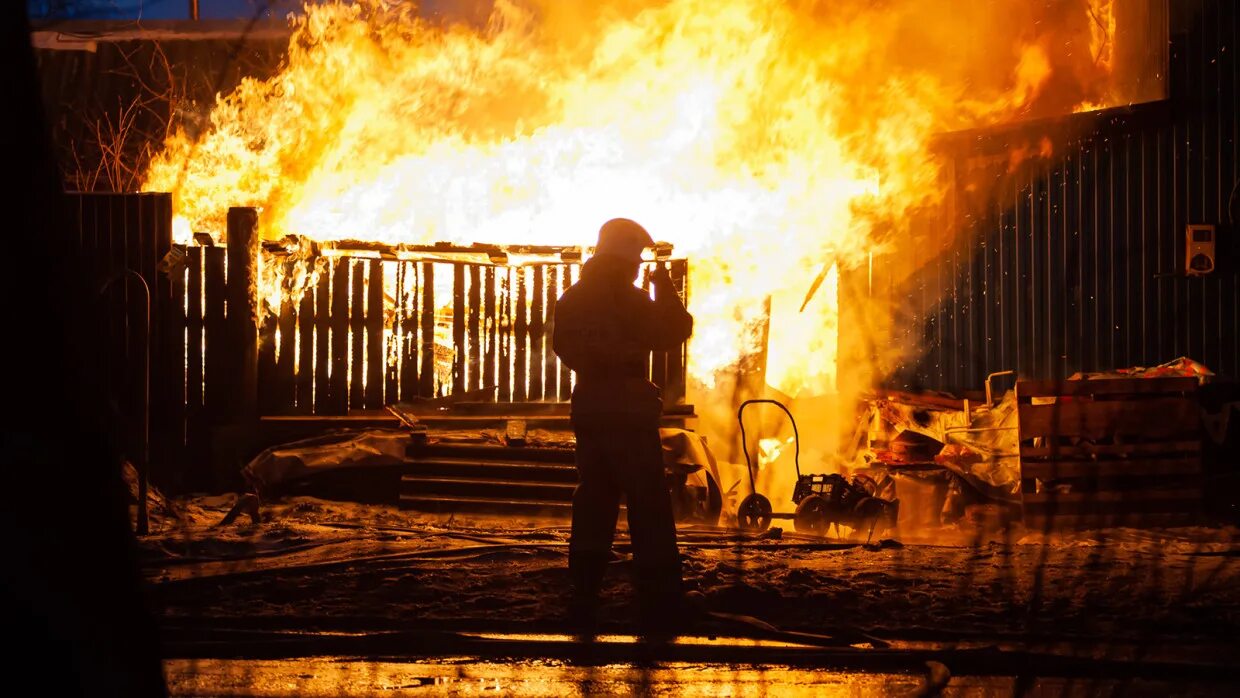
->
[412,444,578,464]
[400,475,576,501]
[398,493,574,516]
[404,458,579,483]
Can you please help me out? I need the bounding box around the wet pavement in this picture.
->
[147,498,1240,695]
[164,656,1238,696]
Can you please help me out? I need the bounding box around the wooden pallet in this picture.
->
[1015,376,1203,530]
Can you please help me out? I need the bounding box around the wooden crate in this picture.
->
[1015,376,1203,530]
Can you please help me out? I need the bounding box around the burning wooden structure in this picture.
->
[70,192,689,489]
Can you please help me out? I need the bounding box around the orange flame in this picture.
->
[145,0,1122,397]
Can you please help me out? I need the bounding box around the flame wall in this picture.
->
[143,0,1143,478]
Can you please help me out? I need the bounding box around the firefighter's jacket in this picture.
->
[552,256,693,428]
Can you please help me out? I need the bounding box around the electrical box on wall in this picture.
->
[1185,224,1216,276]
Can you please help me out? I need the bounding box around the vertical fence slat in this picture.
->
[399,263,417,401]
[147,194,181,485]
[484,267,497,402]
[386,261,401,405]
[499,268,512,403]
[452,263,466,396]
[257,306,278,415]
[203,246,227,425]
[468,264,482,394]
[106,195,126,434]
[543,266,558,400]
[365,259,384,408]
[558,264,573,401]
[330,259,350,414]
[162,237,186,485]
[514,267,528,402]
[529,266,545,401]
[349,260,366,410]
[419,263,435,397]
[186,247,205,483]
[225,208,260,430]
[276,295,297,412]
[297,279,315,414]
[123,194,144,463]
[314,262,331,415]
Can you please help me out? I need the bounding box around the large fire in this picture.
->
[145,0,1125,398]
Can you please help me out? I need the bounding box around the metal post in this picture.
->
[190,0,199,21]
[99,270,151,536]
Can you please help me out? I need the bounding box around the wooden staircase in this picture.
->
[399,443,579,516]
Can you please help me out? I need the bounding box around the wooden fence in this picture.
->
[176,238,690,418]
[1015,376,1204,529]
[71,195,690,487]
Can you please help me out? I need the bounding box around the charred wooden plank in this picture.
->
[1019,457,1202,480]
[483,266,497,402]
[398,263,416,401]
[275,294,297,412]
[419,263,435,398]
[186,247,205,469]
[1019,440,1201,459]
[504,419,528,447]
[366,259,385,408]
[330,259,350,414]
[350,260,366,409]
[543,265,558,400]
[498,268,512,403]
[297,280,315,414]
[468,264,482,394]
[529,265,545,401]
[314,262,331,415]
[1017,398,1200,442]
[513,267,528,402]
[146,194,182,480]
[557,264,573,401]
[452,263,466,396]
[387,261,403,404]
[225,208,260,423]
[1015,376,1199,399]
[203,246,227,424]
[257,301,277,415]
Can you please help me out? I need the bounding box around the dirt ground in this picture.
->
[140,494,1239,659]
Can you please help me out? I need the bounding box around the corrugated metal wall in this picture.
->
[891,0,1238,394]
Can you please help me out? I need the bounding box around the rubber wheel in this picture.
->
[794,494,832,537]
[736,493,772,532]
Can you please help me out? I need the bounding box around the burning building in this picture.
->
[31,0,1235,522]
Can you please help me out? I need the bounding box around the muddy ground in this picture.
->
[140,495,1239,662]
